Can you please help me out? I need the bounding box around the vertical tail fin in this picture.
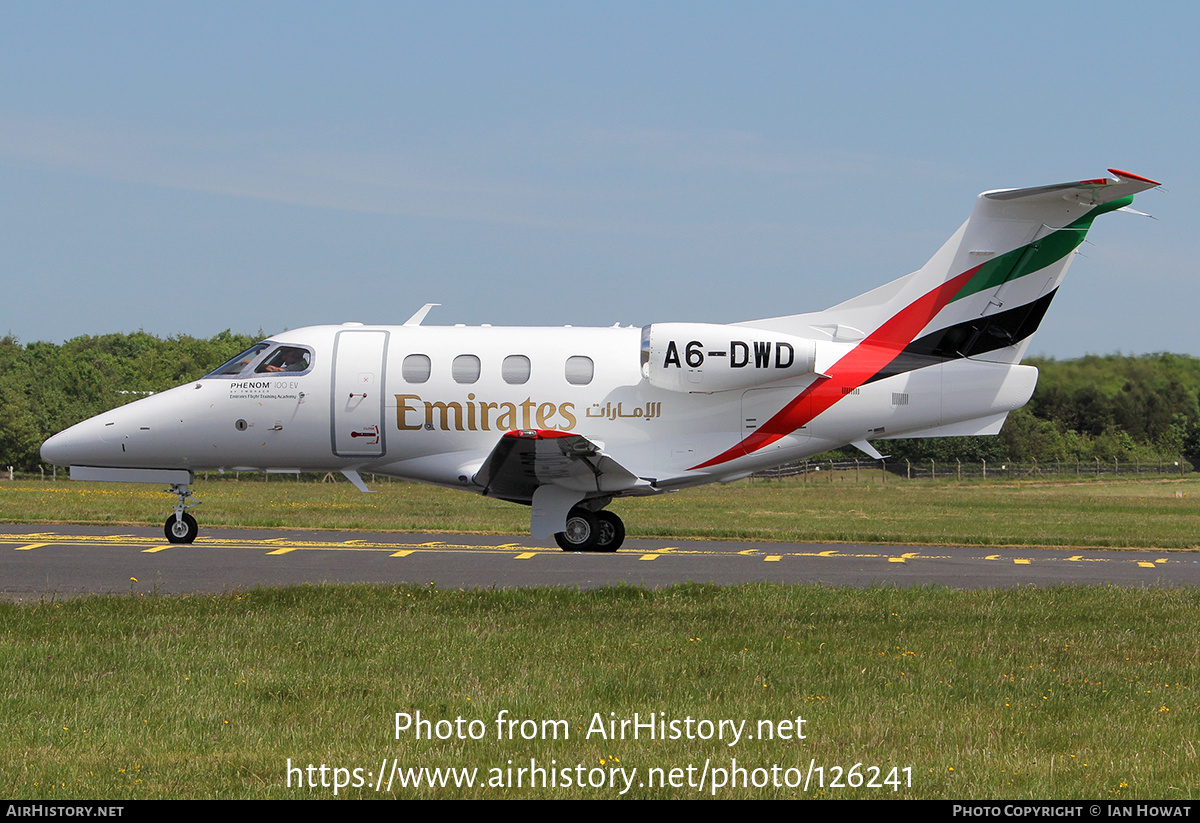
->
[695,170,1158,472]
[742,169,1159,372]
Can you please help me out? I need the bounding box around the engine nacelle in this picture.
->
[641,323,817,393]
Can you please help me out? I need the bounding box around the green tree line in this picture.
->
[3,333,1200,471]
[0,330,260,471]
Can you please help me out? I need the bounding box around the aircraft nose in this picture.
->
[40,427,77,467]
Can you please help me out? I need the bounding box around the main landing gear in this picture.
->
[554,508,625,553]
[164,482,201,543]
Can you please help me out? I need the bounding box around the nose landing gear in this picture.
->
[164,483,201,543]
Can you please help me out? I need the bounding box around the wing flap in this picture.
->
[475,429,645,503]
[475,429,650,538]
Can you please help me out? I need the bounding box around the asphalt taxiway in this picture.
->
[2,524,1198,598]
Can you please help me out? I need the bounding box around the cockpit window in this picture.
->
[256,346,312,374]
[205,343,272,377]
[204,343,314,378]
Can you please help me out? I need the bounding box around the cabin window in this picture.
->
[452,354,481,384]
[204,343,272,377]
[502,355,531,385]
[403,354,431,383]
[565,355,594,385]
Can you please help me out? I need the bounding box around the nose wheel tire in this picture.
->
[165,513,199,544]
[554,508,600,552]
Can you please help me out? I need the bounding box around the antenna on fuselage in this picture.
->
[403,303,441,326]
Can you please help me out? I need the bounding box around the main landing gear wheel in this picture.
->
[594,510,625,552]
[165,512,199,544]
[555,508,600,552]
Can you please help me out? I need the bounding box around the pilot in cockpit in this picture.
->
[259,347,310,373]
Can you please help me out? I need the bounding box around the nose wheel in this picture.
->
[165,512,199,543]
[163,483,201,543]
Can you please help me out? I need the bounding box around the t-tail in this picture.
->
[690,169,1159,470]
[742,169,1160,368]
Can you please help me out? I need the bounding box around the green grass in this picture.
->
[2,584,1197,799]
[4,475,1199,799]
[4,473,1200,549]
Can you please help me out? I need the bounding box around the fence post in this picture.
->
[957,459,961,481]
[931,459,936,479]
[982,459,987,479]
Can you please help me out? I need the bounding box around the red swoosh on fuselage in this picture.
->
[689,264,981,470]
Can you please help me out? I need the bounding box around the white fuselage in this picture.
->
[41,321,1036,498]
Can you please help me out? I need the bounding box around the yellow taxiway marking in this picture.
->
[0,532,1184,569]
[515,552,537,560]
[1138,561,1157,568]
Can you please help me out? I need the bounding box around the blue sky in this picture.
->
[1,2,1193,357]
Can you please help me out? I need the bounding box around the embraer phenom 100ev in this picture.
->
[41,170,1159,551]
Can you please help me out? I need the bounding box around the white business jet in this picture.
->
[41,170,1159,551]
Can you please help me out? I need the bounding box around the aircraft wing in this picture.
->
[474,429,651,538]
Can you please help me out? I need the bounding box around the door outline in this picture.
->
[330,329,390,458]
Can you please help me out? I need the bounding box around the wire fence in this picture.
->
[1,457,1194,484]
[752,456,1194,481]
